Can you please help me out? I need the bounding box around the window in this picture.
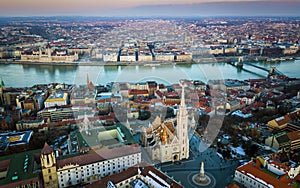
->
[49,175,52,180]
[48,169,51,173]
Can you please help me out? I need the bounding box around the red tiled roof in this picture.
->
[164,92,179,98]
[236,160,295,188]
[0,160,10,172]
[57,144,140,169]
[276,115,292,126]
[287,130,300,141]
[129,89,149,95]
[155,90,163,98]
[41,142,53,155]
[227,183,240,188]
[163,100,180,106]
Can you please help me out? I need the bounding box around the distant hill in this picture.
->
[112,1,300,17]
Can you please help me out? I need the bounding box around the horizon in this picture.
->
[1,1,300,17]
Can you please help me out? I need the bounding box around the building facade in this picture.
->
[21,47,78,63]
[40,143,141,188]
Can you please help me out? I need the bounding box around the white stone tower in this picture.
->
[176,85,189,160]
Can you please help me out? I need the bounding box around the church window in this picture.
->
[48,169,51,173]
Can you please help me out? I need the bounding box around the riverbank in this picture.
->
[1,60,198,66]
[0,55,298,66]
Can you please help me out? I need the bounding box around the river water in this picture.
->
[0,60,299,87]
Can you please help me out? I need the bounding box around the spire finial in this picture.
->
[181,84,186,107]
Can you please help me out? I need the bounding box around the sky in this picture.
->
[1,0,300,16]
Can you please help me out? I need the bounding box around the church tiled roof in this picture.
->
[41,142,53,155]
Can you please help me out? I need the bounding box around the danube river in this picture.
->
[0,60,299,87]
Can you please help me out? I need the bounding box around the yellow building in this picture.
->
[44,93,68,108]
[224,47,237,54]
[155,54,174,61]
[41,143,58,188]
[267,109,300,132]
[176,53,193,61]
[209,46,224,55]
[138,55,153,61]
[265,132,290,150]
[287,130,300,151]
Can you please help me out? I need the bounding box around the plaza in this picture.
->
[159,136,239,188]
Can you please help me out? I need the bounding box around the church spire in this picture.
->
[86,73,95,91]
[176,83,189,160]
[180,85,186,107]
[86,73,90,86]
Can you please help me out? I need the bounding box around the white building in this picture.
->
[103,53,118,62]
[234,157,300,188]
[41,143,142,188]
[120,55,136,62]
[86,162,183,188]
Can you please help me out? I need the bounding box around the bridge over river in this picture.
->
[227,61,285,78]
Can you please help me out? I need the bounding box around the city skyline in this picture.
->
[1,0,300,17]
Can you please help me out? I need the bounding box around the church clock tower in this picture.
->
[41,143,58,188]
